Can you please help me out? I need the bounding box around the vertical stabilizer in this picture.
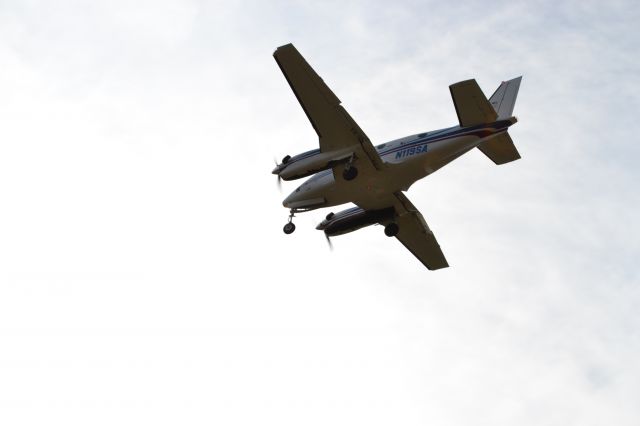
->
[489,76,522,119]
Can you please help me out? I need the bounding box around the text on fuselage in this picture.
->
[394,144,428,159]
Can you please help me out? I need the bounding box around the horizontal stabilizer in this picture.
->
[489,77,522,119]
[477,132,521,165]
[449,79,497,127]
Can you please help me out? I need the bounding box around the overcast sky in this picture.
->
[1,1,639,425]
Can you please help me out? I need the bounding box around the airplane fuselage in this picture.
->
[283,118,516,211]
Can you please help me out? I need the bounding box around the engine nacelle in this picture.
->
[316,206,395,237]
[272,147,353,181]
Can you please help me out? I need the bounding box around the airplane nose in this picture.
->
[282,191,295,208]
[283,187,307,208]
[280,179,326,210]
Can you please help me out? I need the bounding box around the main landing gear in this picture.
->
[384,223,399,237]
[342,166,358,181]
[342,154,358,181]
[283,209,297,234]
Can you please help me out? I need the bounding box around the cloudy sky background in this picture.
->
[1,0,639,424]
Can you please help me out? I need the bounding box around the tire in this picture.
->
[342,166,358,181]
[283,222,296,234]
[384,223,399,237]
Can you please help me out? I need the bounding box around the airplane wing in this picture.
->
[383,192,449,270]
[273,44,384,171]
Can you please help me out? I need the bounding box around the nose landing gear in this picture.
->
[283,222,296,234]
[283,209,297,234]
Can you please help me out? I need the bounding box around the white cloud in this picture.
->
[0,0,639,425]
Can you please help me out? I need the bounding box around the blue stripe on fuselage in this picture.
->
[377,120,511,158]
[285,120,512,168]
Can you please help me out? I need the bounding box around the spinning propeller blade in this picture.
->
[273,157,282,192]
[325,233,333,251]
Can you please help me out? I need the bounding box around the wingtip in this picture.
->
[275,42,294,51]
[273,43,296,59]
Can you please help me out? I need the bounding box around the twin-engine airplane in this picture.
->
[272,43,522,270]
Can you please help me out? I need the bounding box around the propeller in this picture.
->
[273,157,282,192]
[324,232,333,251]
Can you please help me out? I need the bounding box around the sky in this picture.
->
[0,0,639,425]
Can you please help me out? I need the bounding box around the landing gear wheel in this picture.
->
[342,166,358,181]
[384,223,399,237]
[283,209,297,234]
[283,222,296,234]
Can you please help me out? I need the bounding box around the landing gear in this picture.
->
[384,223,399,237]
[342,166,358,181]
[342,154,358,181]
[283,222,296,234]
[283,209,297,234]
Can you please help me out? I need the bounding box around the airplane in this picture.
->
[272,43,522,270]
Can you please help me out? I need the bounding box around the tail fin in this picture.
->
[449,76,523,164]
[478,76,523,165]
[489,76,522,119]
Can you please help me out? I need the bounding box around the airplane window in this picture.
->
[377,143,386,149]
[418,133,428,138]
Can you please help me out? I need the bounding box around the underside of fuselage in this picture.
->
[282,121,513,212]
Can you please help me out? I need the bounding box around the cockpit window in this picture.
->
[376,143,386,149]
